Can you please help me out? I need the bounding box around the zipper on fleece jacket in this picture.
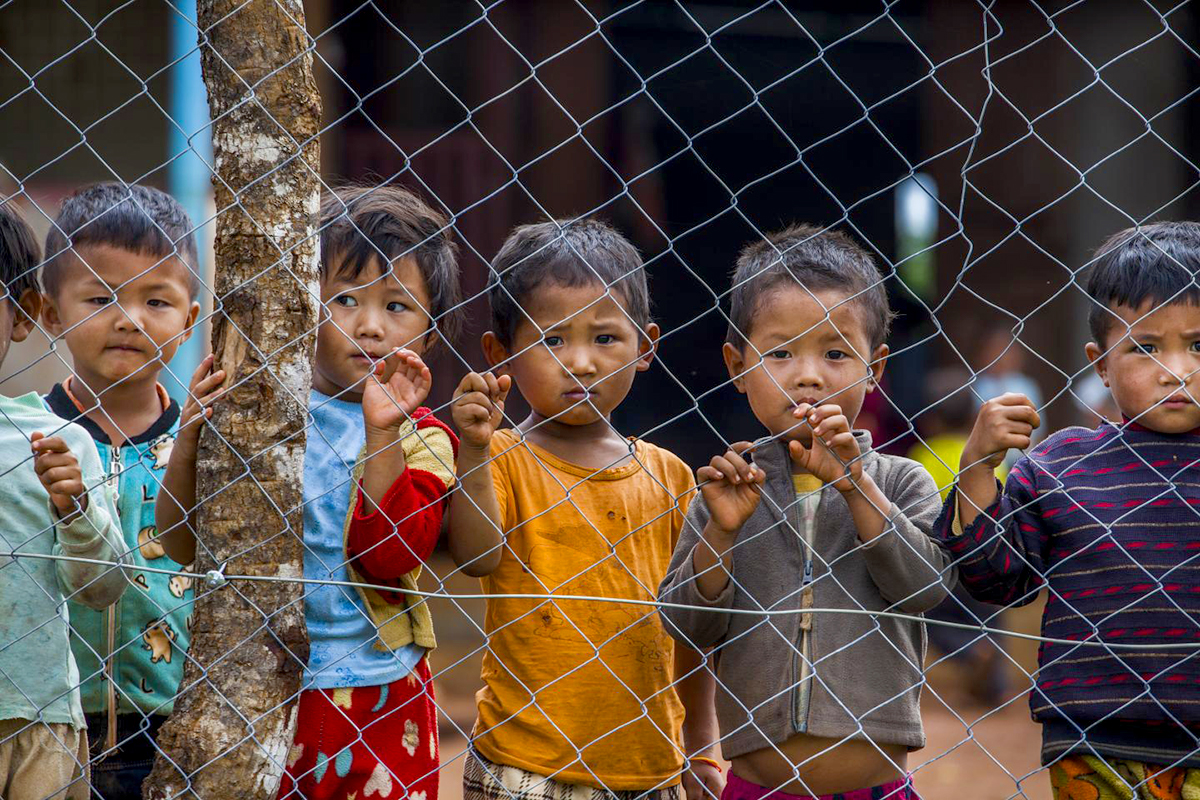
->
[792,488,819,733]
[795,558,814,732]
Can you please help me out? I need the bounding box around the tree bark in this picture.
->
[144,1,320,797]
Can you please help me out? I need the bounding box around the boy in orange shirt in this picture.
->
[447,219,720,800]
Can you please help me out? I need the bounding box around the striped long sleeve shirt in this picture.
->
[935,421,1200,766]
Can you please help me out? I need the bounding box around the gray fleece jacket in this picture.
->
[657,431,954,760]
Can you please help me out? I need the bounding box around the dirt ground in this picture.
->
[913,663,1047,799]
[423,554,1051,800]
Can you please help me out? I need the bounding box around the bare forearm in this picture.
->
[361,431,407,511]
[157,441,198,564]
[956,464,999,529]
[692,523,736,600]
[54,496,86,526]
[674,646,719,757]
[447,444,503,576]
[843,474,890,543]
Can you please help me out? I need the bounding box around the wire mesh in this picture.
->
[2,1,1200,799]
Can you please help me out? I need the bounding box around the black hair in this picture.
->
[489,218,650,349]
[1086,221,1200,347]
[0,201,41,304]
[43,182,200,297]
[728,223,894,349]
[320,184,463,351]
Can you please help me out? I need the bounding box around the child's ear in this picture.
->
[11,289,42,343]
[866,343,889,392]
[722,342,749,393]
[178,301,201,344]
[1085,341,1108,386]
[420,326,440,354]
[635,323,660,372]
[40,292,63,338]
[480,331,509,373]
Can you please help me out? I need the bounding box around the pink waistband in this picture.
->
[720,771,920,800]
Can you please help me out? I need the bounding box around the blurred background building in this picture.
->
[4,0,1191,458]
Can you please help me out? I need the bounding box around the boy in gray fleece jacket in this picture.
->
[658,225,953,800]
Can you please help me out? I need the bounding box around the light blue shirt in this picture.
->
[301,390,423,689]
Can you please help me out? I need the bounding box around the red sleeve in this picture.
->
[412,407,459,458]
[346,466,449,588]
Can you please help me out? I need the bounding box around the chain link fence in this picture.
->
[3,1,1200,798]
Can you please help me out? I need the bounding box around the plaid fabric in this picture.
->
[721,772,920,800]
[462,747,682,800]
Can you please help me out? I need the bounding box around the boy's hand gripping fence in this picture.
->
[1,2,1199,799]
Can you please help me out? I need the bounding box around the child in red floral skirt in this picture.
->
[160,184,463,800]
[284,660,441,800]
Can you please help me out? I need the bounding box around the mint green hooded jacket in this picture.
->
[0,392,126,728]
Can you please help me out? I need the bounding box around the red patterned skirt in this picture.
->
[278,657,439,800]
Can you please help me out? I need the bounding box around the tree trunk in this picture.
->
[144,1,320,797]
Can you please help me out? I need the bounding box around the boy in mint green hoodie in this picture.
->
[0,200,126,799]
[39,183,200,798]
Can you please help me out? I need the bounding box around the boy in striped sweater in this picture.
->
[935,222,1200,799]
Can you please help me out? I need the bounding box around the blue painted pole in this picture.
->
[164,0,213,404]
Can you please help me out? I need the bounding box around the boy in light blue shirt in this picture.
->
[0,201,125,799]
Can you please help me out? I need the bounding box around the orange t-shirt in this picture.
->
[472,429,695,789]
